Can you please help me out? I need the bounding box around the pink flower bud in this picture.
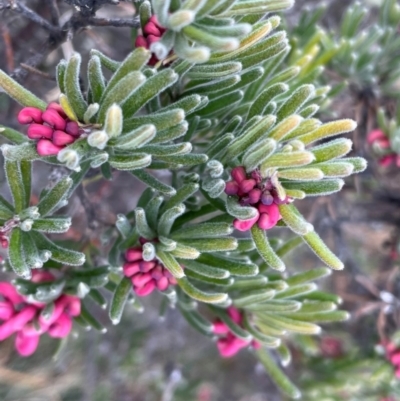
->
[62,295,81,317]
[1,238,8,248]
[39,301,64,326]
[258,213,277,230]
[367,129,386,144]
[390,351,400,365]
[47,102,67,119]
[48,313,72,338]
[139,261,156,273]
[0,301,14,320]
[42,109,67,130]
[239,179,256,194]
[225,181,239,195]
[168,276,177,285]
[258,203,280,222]
[17,107,43,124]
[248,188,261,204]
[52,130,76,146]
[379,155,396,167]
[27,123,54,140]
[213,321,230,335]
[227,307,242,324]
[21,320,48,337]
[233,213,259,232]
[135,35,149,49]
[156,276,169,291]
[261,191,274,205]
[231,166,247,183]
[31,270,55,283]
[15,331,40,356]
[144,21,162,36]
[123,262,140,277]
[0,306,37,340]
[125,248,143,262]
[0,282,24,305]
[132,273,153,288]
[147,34,161,46]
[217,336,250,358]
[65,121,80,137]
[37,139,63,156]
[251,340,261,349]
[375,138,391,149]
[135,280,156,297]
[151,264,164,280]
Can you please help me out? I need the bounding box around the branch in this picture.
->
[46,0,60,27]
[87,16,140,28]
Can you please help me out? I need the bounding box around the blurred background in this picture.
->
[1,0,400,400]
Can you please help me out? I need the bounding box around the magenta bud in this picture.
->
[225,181,239,195]
[48,313,72,338]
[132,273,153,288]
[139,261,156,273]
[27,123,54,140]
[52,130,76,146]
[257,213,276,230]
[31,270,55,283]
[135,280,156,297]
[151,265,164,280]
[135,35,149,49]
[42,109,67,130]
[213,321,230,335]
[390,352,400,365]
[15,331,40,356]
[233,213,259,232]
[147,34,160,46]
[367,129,386,144]
[251,170,262,184]
[1,238,8,248]
[36,139,63,156]
[0,301,14,320]
[47,102,67,118]
[123,262,140,277]
[17,107,43,124]
[231,166,247,183]
[144,21,161,36]
[379,155,396,167]
[248,188,261,204]
[168,276,177,285]
[258,203,280,222]
[0,282,24,305]
[62,296,81,317]
[239,179,256,194]
[65,121,80,137]
[125,247,143,262]
[156,276,169,291]
[261,191,274,205]
[227,307,242,324]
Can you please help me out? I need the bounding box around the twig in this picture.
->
[46,0,60,26]
[7,0,58,34]
[0,25,14,72]
[20,63,55,81]
[87,16,140,28]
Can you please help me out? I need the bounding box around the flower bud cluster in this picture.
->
[367,129,400,167]
[123,240,178,297]
[18,103,81,156]
[212,307,260,358]
[0,271,80,356]
[135,16,168,65]
[225,166,289,232]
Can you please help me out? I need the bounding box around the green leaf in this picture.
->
[158,204,186,237]
[90,49,120,72]
[260,150,314,172]
[226,196,258,220]
[171,222,233,239]
[109,153,152,171]
[233,288,276,307]
[56,60,67,94]
[122,69,178,116]
[4,160,26,213]
[182,259,230,279]
[186,61,242,79]
[109,277,132,324]
[0,195,14,220]
[278,204,314,235]
[198,253,258,276]
[130,169,176,196]
[114,125,156,149]
[242,314,281,347]
[0,126,28,144]
[178,276,228,304]
[276,84,314,121]
[251,225,285,271]
[284,310,349,323]
[297,119,357,145]
[21,231,42,269]
[64,53,88,120]
[88,55,106,104]
[275,283,317,299]
[286,267,331,286]
[31,231,85,266]
[260,313,321,334]
[256,348,300,399]
[80,302,106,332]
[302,231,344,270]
[8,228,31,278]
[243,138,277,172]
[156,250,185,278]
[37,176,73,217]
[0,69,46,109]
[282,179,344,197]
[32,217,72,233]
[178,305,213,336]
[178,237,238,252]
